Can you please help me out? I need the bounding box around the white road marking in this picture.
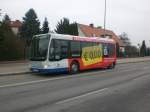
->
[0,65,145,89]
[143,66,150,70]
[56,88,108,104]
[0,77,70,88]
[0,70,110,88]
[133,74,149,81]
[133,78,139,81]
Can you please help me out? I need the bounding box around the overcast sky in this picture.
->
[0,0,150,46]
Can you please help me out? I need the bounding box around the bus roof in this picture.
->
[35,33,116,44]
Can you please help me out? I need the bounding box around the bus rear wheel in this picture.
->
[70,62,79,74]
[108,62,115,69]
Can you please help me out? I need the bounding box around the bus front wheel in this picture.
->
[70,62,79,74]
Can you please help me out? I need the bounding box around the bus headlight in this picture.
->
[44,65,48,69]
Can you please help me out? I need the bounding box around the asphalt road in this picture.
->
[0,61,150,112]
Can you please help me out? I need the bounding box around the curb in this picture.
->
[0,59,150,77]
[0,71,32,77]
[0,60,29,65]
[117,59,150,64]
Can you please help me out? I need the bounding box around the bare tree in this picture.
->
[119,32,131,46]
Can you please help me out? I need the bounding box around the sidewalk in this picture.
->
[117,56,150,64]
[0,62,30,76]
[0,57,150,76]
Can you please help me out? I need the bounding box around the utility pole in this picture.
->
[0,9,2,22]
[0,9,2,24]
[103,0,107,38]
[0,9,1,16]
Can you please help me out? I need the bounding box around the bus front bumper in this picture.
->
[30,67,68,74]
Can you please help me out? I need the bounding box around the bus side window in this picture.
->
[49,39,55,60]
[49,39,61,60]
[81,42,93,56]
[93,42,99,47]
[103,43,115,58]
[49,39,69,61]
[71,41,81,57]
[108,44,115,57]
[103,43,109,57]
[81,42,93,48]
[54,39,61,60]
[60,40,69,59]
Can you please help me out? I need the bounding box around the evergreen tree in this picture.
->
[42,17,49,33]
[146,48,150,56]
[0,9,2,27]
[20,8,40,46]
[0,15,24,60]
[55,18,70,34]
[69,22,78,36]
[0,14,11,41]
[125,45,138,57]
[0,20,3,41]
[55,18,78,36]
[116,42,120,57]
[140,40,146,57]
[3,14,10,23]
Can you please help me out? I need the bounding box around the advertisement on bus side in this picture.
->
[81,45,103,66]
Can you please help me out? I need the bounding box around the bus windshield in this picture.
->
[30,35,50,61]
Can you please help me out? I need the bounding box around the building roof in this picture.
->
[78,23,125,47]
[10,20,22,28]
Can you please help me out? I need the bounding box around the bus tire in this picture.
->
[70,61,79,74]
[108,62,115,69]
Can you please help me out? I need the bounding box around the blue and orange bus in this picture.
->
[30,33,116,74]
